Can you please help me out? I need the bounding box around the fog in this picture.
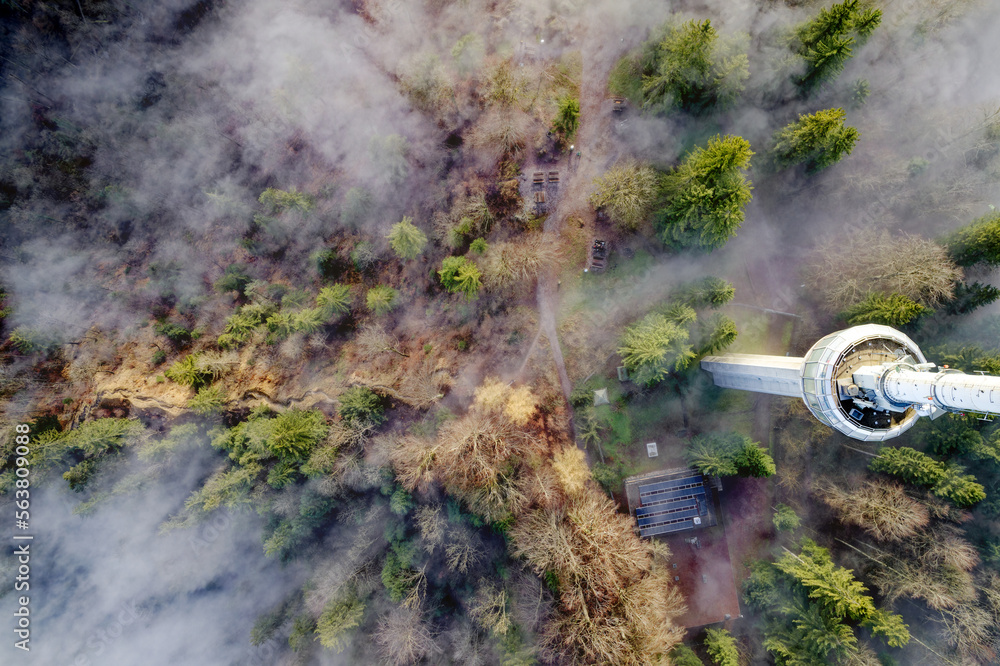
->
[3,0,1000,663]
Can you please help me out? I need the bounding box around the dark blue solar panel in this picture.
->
[637,508,699,527]
[634,471,710,537]
[637,498,697,517]
[639,519,694,537]
[638,496,690,514]
[638,504,697,521]
[638,476,701,496]
[640,486,699,504]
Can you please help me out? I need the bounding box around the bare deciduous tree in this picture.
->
[819,480,930,541]
[481,239,558,292]
[375,606,440,666]
[415,505,445,554]
[511,489,686,664]
[867,525,979,611]
[804,230,962,308]
[552,445,589,498]
[445,530,484,574]
[435,411,543,496]
[469,582,513,637]
[390,436,439,493]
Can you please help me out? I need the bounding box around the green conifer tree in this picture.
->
[704,628,739,666]
[366,285,398,316]
[794,0,882,92]
[841,292,930,327]
[641,19,749,113]
[944,210,1000,267]
[386,216,428,260]
[618,313,695,385]
[654,135,753,250]
[771,108,859,173]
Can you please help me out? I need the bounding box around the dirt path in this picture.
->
[524,21,616,424]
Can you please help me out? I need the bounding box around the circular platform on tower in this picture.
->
[800,324,926,441]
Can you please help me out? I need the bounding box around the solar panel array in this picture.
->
[636,473,709,538]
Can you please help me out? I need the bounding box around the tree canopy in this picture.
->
[618,312,695,385]
[944,210,1000,267]
[686,432,776,478]
[793,0,882,92]
[552,95,580,142]
[841,292,930,327]
[386,216,428,260]
[654,135,754,250]
[588,161,658,231]
[870,446,986,508]
[640,19,749,113]
[805,231,962,310]
[438,256,482,299]
[771,108,859,172]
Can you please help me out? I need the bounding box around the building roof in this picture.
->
[624,467,740,627]
[625,468,716,538]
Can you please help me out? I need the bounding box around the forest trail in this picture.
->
[529,17,618,438]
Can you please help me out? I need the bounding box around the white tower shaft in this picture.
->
[879,367,1000,415]
[699,354,804,398]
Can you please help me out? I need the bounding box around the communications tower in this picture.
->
[701,324,1000,441]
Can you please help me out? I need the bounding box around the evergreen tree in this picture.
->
[214,263,252,295]
[259,187,314,213]
[932,464,987,508]
[266,410,329,462]
[677,276,736,308]
[339,386,386,427]
[944,210,1000,267]
[773,504,801,532]
[869,446,946,486]
[165,353,213,389]
[944,281,1000,315]
[870,446,985,508]
[641,19,749,113]
[686,433,774,478]
[841,292,930,327]
[771,108,859,173]
[704,628,739,666]
[386,216,428,260]
[696,313,739,356]
[733,440,776,477]
[366,285,398,315]
[669,644,705,666]
[775,540,910,649]
[654,135,754,250]
[794,0,882,92]
[686,436,739,477]
[188,386,226,416]
[437,256,482,299]
[552,95,580,141]
[315,592,365,652]
[618,312,695,385]
[316,284,352,319]
[775,540,876,621]
[764,602,858,665]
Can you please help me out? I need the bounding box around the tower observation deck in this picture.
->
[701,324,1000,442]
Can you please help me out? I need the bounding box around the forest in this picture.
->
[1,0,999,664]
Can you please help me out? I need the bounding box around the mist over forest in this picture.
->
[2,0,1000,664]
